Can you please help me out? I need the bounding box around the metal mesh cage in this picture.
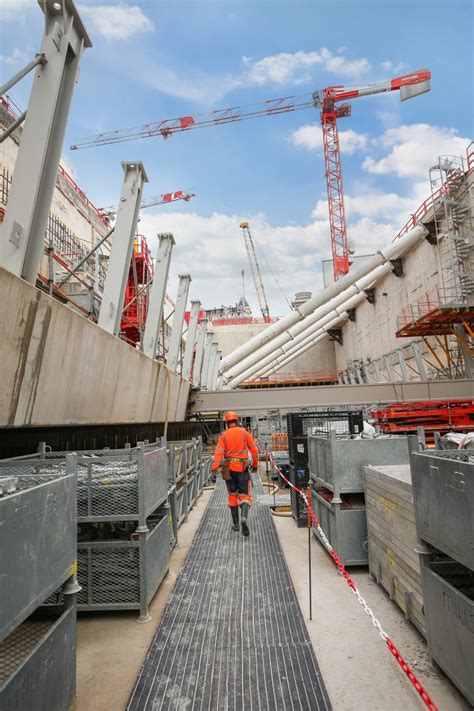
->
[0,462,67,493]
[76,460,139,518]
[286,410,364,464]
[0,608,62,683]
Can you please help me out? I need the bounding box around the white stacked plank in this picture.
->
[364,464,426,637]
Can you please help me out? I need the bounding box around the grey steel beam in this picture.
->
[396,348,410,381]
[411,341,427,380]
[373,360,383,383]
[143,233,175,359]
[182,300,201,381]
[192,319,207,387]
[212,351,222,390]
[0,1,91,282]
[205,343,219,390]
[189,379,474,413]
[98,162,148,335]
[166,274,191,372]
[384,355,396,382]
[200,332,214,390]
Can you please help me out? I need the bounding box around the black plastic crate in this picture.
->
[286,410,363,465]
[289,464,309,527]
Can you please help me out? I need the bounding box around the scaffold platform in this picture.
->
[127,478,331,711]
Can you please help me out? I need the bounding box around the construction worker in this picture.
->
[211,411,258,536]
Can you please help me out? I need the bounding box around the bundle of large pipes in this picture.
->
[218,224,428,390]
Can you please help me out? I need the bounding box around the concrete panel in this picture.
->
[0,269,189,426]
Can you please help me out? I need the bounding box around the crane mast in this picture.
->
[240,222,271,323]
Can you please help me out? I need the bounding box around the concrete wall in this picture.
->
[0,269,189,427]
[211,321,336,374]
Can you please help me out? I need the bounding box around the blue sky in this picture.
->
[1,0,473,314]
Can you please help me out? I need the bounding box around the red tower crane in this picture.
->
[71,70,431,280]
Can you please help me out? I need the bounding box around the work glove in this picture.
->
[251,466,259,474]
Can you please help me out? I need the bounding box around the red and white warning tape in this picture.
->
[267,452,439,711]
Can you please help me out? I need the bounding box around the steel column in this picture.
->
[373,360,383,382]
[454,324,474,378]
[211,350,222,391]
[384,355,396,382]
[396,348,410,381]
[166,274,191,372]
[98,162,148,335]
[182,300,201,381]
[206,343,219,390]
[0,0,92,282]
[201,332,214,390]
[143,233,175,359]
[411,341,427,380]
[192,319,207,386]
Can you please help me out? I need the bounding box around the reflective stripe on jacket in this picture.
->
[211,426,258,472]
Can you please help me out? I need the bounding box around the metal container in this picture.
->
[5,444,169,530]
[289,464,309,527]
[311,487,368,566]
[75,511,170,621]
[364,464,425,636]
[410,450,473,570]
[287,410,364,466]
[421,556,474,705]
[309,433,409,497]
[0,602,76,711]
[168,438,202,486]
[0,458,77,642]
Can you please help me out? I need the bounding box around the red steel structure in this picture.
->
[120,235,153,346]
[99,189,195,219]
[71,70,431,281]
[372,399,474,439]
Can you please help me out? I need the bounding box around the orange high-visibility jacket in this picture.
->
[211,426,258,473]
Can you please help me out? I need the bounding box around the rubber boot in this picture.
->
[230,506,240,531]
[240,503,250,537]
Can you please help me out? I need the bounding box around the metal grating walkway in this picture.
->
[127,478,331,710]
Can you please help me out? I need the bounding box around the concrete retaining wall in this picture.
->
[0,269,189,427]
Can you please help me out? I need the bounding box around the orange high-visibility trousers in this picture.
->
[226,469,252,508]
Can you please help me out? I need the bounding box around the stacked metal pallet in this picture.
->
[10,444,171,622]
[364,463,425,635]
[410,449,474,706]
[0,457,79,710]
[287,410,364,528]
[309,431,409,566]
[166,437,211,543]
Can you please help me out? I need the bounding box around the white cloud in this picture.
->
[363,124,471,178]
[78,3,153,40]
[291,124,368,155]
[1,47,29,66]
[243,48,372,86]
[0,0,31,22]
[381,60,407,74]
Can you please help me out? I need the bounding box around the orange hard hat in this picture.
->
[224,411,239,423]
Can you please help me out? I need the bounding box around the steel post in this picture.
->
[182,300,201,381]
[396,348,410,381]
[384,355,396,382]
[200,332,214,390]
[98,162,148,335]
[166,274,191,372]
[0,1,92,282]
[211,350,222,390]
[206,343,219,390]
[143,233,175,358]
[411,341,427,380]
[192,319,208,387]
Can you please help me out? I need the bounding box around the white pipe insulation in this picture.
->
[254,312,350,382]
[220,223,428,375]
[264,330,335,378]
[222,262,393,389]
